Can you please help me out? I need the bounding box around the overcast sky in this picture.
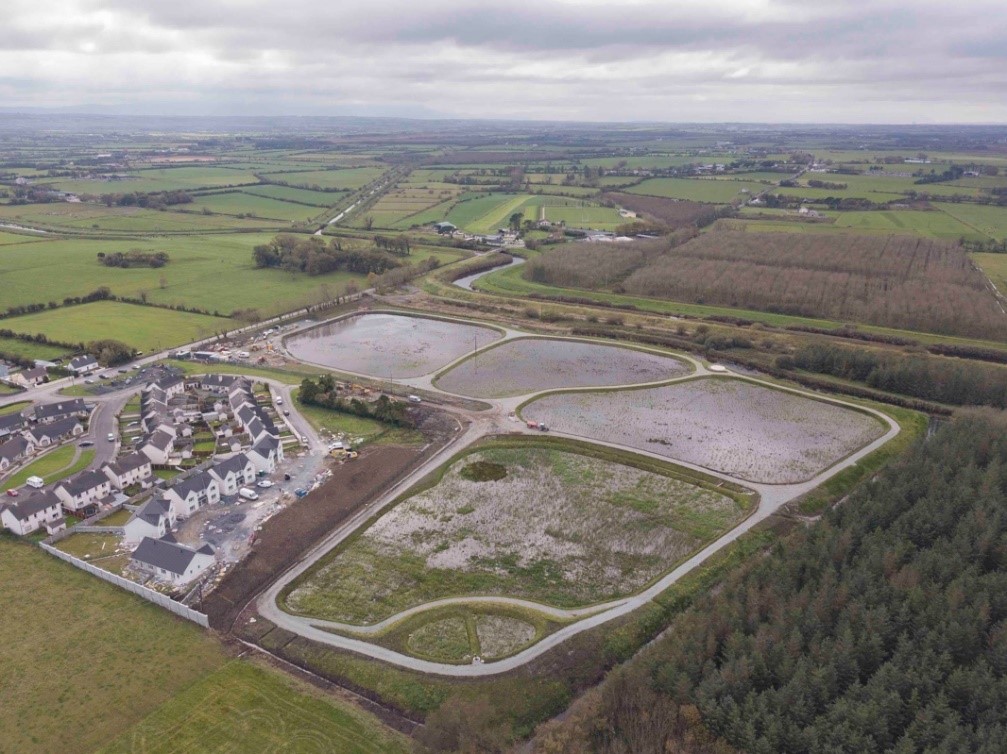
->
[3,0,1006,123]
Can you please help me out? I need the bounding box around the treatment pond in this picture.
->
[285,313,502,378]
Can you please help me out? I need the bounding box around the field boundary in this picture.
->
[39,542,210,627]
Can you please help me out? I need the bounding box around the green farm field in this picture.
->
[0,335,73,361]
[186,191,327,221]
[445,192,619,233]
[263,167,387,190]
[933,202,1007,240]
[0,540,407,754]
[2,301,232,351]
[831,209,980,239]
[99,660,408,754]
[41,166,261,195]
[0,234,370,318]
[625,177,767,203]
[243,184,347,206]
[0,202,271,233]
[974,253,1007,294]
[0,539,227,753]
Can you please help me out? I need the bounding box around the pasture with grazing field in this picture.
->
[41,166,261,195]
[1,301,232,351]
[282,440,747,624]
[0,202,271,233]
[522,378,887,484]
[974,253,1007,296]
[184,191,329,222]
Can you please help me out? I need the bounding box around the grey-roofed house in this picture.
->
[34,398,88,424]
[196,374,241,393]
[0,491,65,536]
[247,436,284,474]
[130,536,215,587]
[8,366,48,388]
[102,452,153,490]
[209,453,255,495]
[123,497,174,544]
[0,436,34,472]
[0,412,26,440]
[68,354,99,375]
[163,471,221,517]
[140,429,174,465]
[28,416,84,447]
[54,470,112,513]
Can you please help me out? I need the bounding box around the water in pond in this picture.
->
[285,313,502,378]
[436,338,688,397]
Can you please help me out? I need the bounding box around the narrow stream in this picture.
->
[453,255,526,291]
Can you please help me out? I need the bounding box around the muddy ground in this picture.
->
[203,410,463,631]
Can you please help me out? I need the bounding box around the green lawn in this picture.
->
[165,359,325,384]
[1,301,232,351]
[0,233,369,320]
[1,444,88,491]
[99,660,408,754]
[0,400,30,416]
[625,177,767,203]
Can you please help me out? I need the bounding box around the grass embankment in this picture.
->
[0,538,412,753]
[2,446,94,491]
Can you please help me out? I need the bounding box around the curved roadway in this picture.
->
[256,324,900,677]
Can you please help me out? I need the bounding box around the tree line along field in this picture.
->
[0,540,407,754]
[526,231,1007,340]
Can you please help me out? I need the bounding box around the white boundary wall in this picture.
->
[39,542,210,628]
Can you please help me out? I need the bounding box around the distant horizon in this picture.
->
[4,1,1006,125]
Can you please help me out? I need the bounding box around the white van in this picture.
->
[26,476,44,489]
[238,487,259,501]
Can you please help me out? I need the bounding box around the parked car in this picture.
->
[408,395,422,403]
[294,488,308,498]
[256,480,273,488]
[239,487,259,500]
[79,440,94,447]
[106,433,115,442]
[5,489,19,497]
[283,410,290,416]
[275,396,283,405]
[283,473,291,481]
